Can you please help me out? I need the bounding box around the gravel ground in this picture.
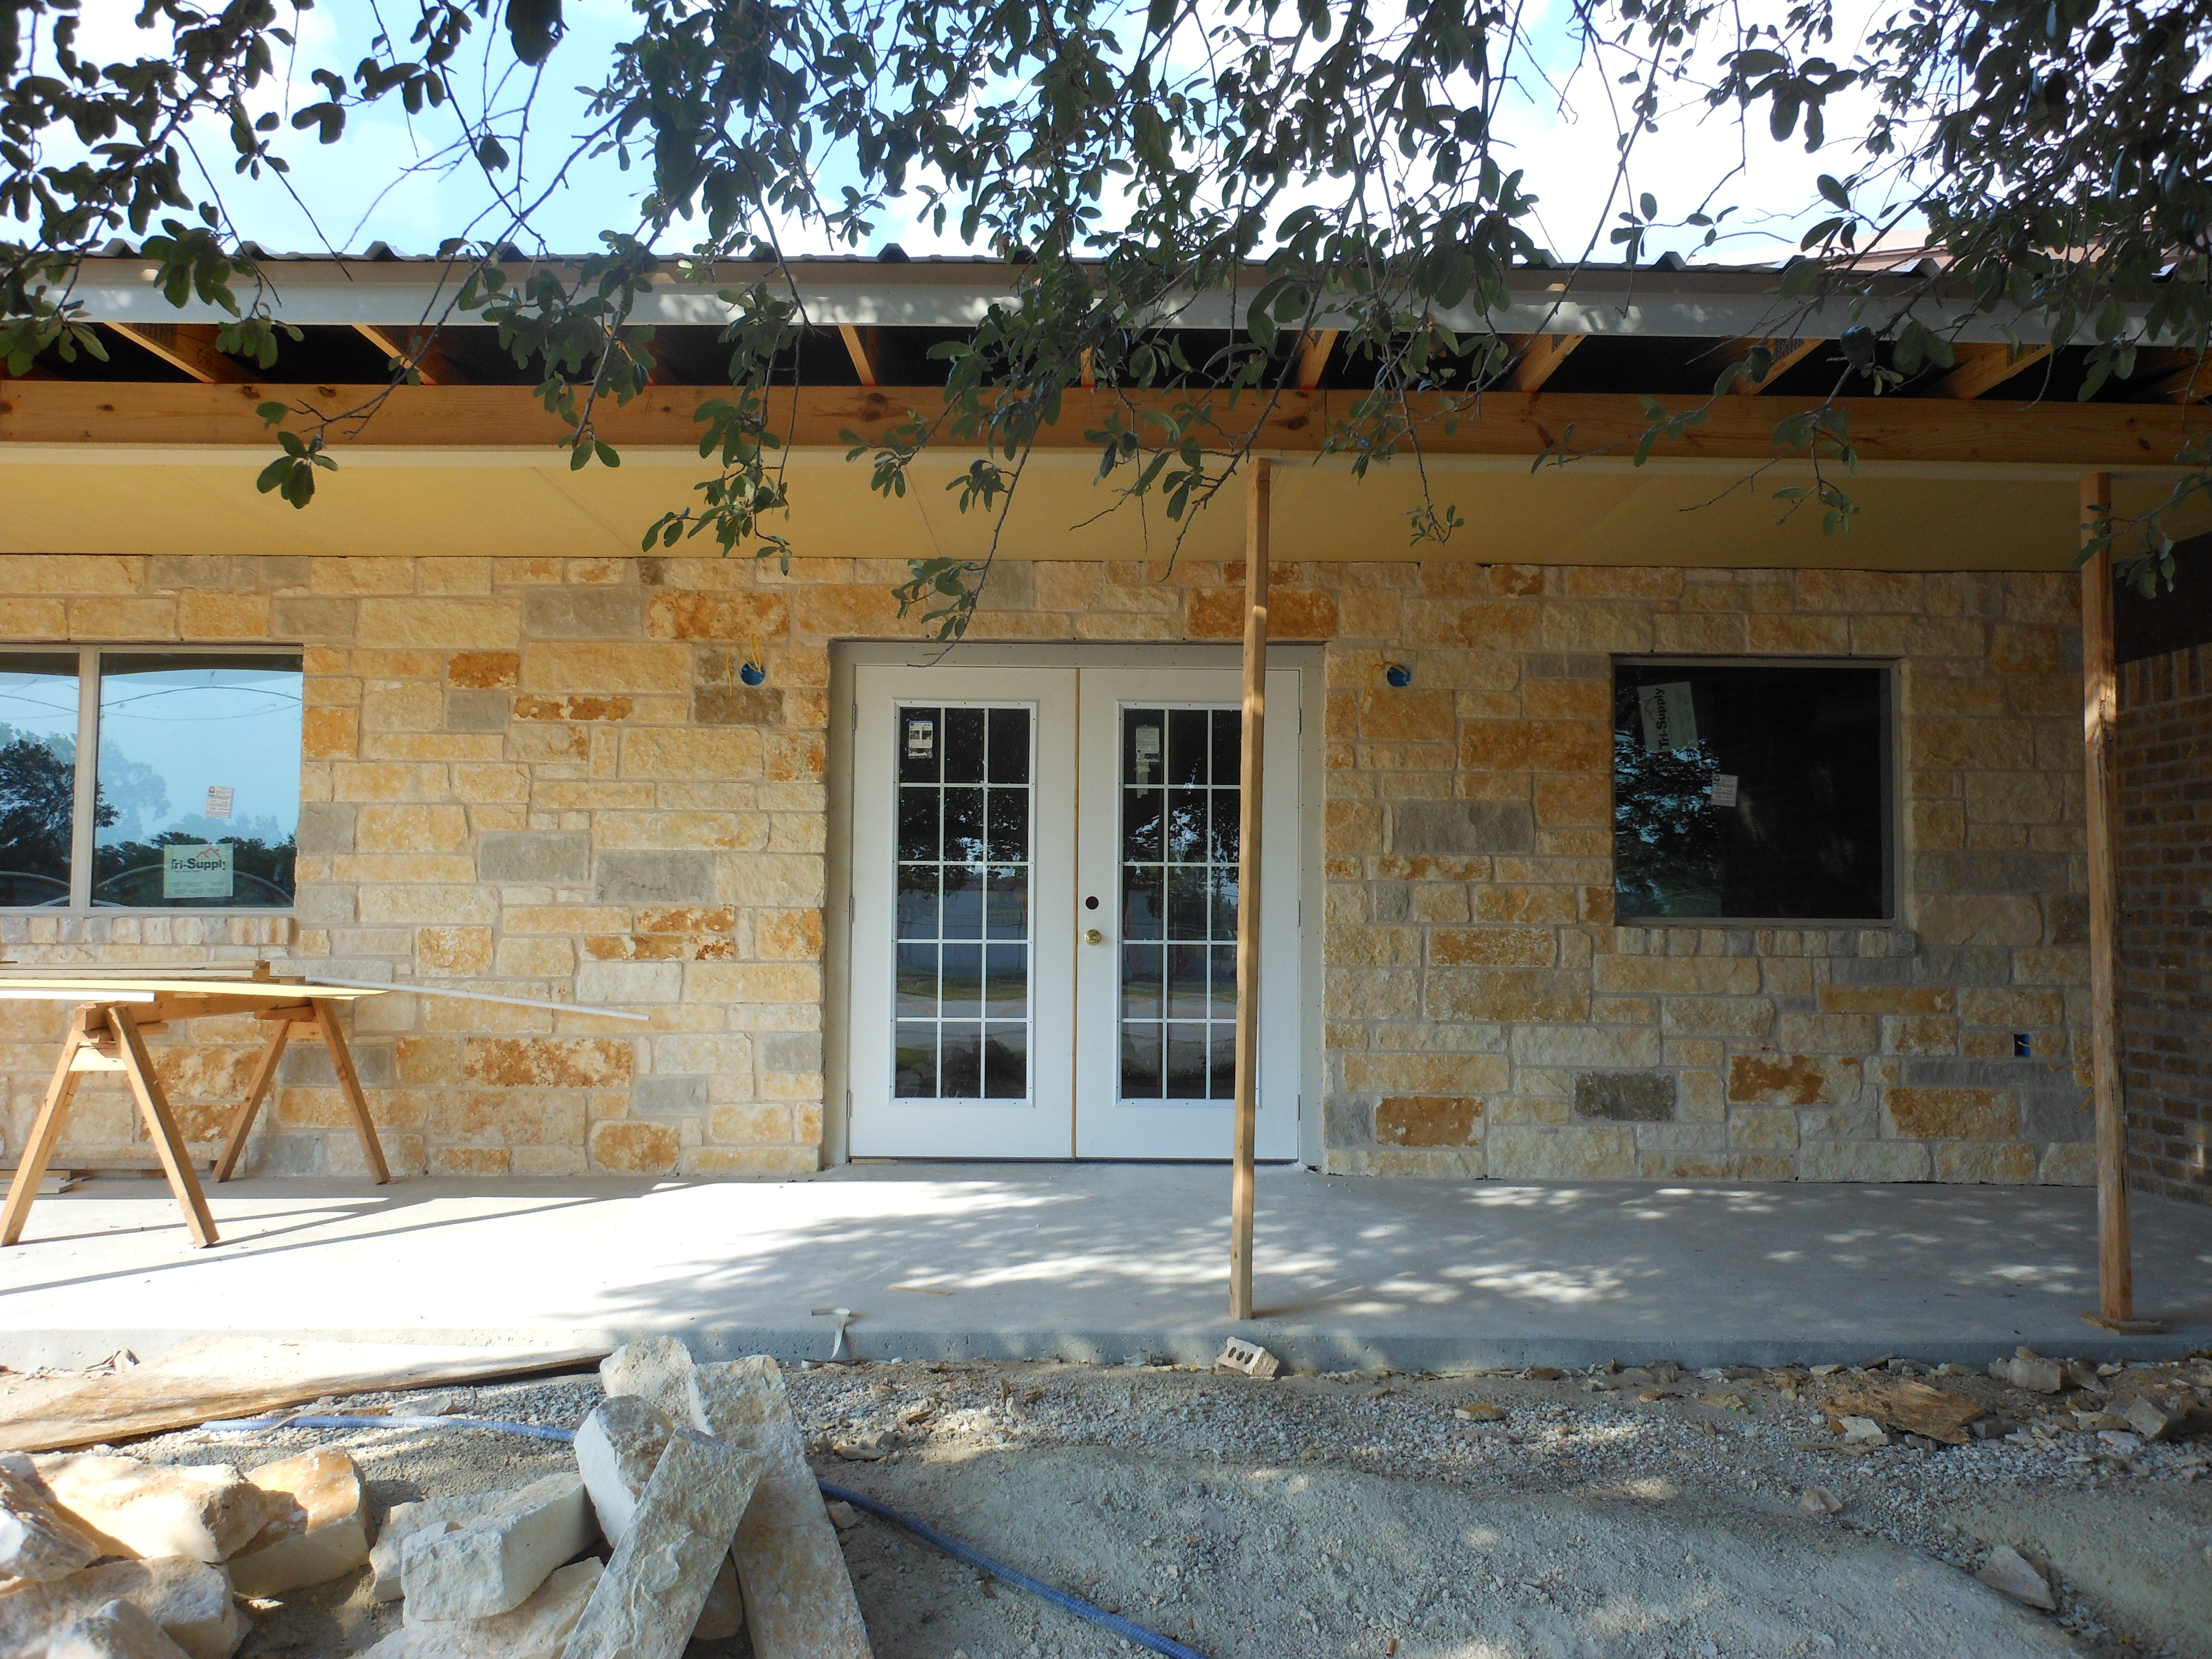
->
[95,1348,2212,1659]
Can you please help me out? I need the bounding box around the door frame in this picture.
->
[826,640,1326,1166]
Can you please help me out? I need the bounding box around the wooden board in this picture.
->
[0,978,383,1000]
[0,1336,609,1451]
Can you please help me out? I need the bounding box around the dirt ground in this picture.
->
[88,1349,2212,1659]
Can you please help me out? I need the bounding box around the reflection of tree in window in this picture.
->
[1611,725,1720,917]
[0,726,97,905]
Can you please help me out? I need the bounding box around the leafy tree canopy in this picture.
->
[3,0,2206,633]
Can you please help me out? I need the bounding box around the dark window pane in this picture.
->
[94,653,301,909]
[898,787,940,862]
[1120,944,1163,1020]
[1122,789,1162,862]
[1211,869,1240,942]
[1211,709,1240,788]
[984,943,1027,1016]
[941,864,985,938]
[943,786,986,863]
[1166,867,1209,939]
[0,654,80,907]
[1124,710,1166,785]
[1209,788,1239,867]
[986,708,1030,784]
[1120,1023,1162,1098]
[984,865,1028,940]
[1121,864,1163,940]
[1165,788,1206,864]
[896,866,939,940]
[1167,709,1208,785]
[939,1025,983,1097]
[897,708,942,783]
[1164,1023,1210,1098]
[986,788,1029,863]
[939,943,982,1018]
[984,1022,1027,1098]
[1613,663,1890,920]
[1209,1024,1238,1099]
[1166,944,1211,1020]
[895,944,939,1017]
[944,708,986,783]
[1209,944,1239,1021]
[894,1023,937,1097]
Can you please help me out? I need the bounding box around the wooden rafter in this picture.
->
[354,323,463,386]
[105,323,248,384]
[2142,352,2212,404]
[1507,333,1582,392]
[1935,340,2055,399]
[838,324,880,387]
[1722,336,1825,396]
[1293,330,1337,390]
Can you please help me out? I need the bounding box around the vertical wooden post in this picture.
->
[2080,471,2137,1329]
[1230,457,1271,1322]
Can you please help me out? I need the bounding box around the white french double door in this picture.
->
[847,664,1301,1160]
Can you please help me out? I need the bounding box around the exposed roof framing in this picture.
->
[1935,341,2056,400]
[1508,334,1581,392]
[838,324,881,387]
[1293,330,1336,390]
[105,323,246,384]
[353,324,463,386]
[1725,337,1824,395]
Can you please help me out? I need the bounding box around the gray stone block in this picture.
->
[521,589,644,638]
[1369,883,1410,924]
[693,687,782,727]
[1828,956,1912,985]
[149,555,232,593]
[445,691,511,732]
[269,598,358,641]
[296,803,357,856]
[759,1032,822,1074]
[634,1076,709,1118]
[1912,947,2009,987]
[595,851,713,903]
[253,555,313,589]
[1900,1057,2038,1088]
[244,1135,325,1176]
[2019,1090,2092,1143]
[479,833,591,884]
[1574,1070,1676,1122]
[1393,801,1534,856]
[1912,851,2070,895]
[282,1043,394,1089]
[1323,1095,1372,1147]
[291,884,357,925]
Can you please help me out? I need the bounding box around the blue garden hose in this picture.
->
[203,1412,1211,1659]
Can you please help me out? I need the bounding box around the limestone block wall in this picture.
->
[0,551,2096,1184]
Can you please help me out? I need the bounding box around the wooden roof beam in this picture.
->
[1935,340,2054,399]
[839,324,880,387]
[1293,330,1337,390]
[1508,333,1583,392]
[104,323,248,384]
[1723,337,1825,395]
[354,324,463,386]
[2141,352,2212,404]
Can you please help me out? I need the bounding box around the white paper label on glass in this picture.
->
[905,718,935,758]
[163,842,233,899]
[1638,682,1699,754]
[1710,773,1739,807]
[203,785,234,820]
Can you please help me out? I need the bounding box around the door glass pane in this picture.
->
[892,703,1032,1101]
[94,653,302,908]
[0,653,81,907]
[1118,704,1239,1101]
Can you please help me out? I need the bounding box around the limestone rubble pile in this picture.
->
[0,1343,876,1659]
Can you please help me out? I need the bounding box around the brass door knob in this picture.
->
[1084,928,1104,945]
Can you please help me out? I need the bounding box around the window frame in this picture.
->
[1608,653,1899,928]
[0,643,303,915]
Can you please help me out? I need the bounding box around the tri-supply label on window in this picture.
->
[1710,773,1739,807]
[905,717,935,758]
[1133,722,1161,782]
[163,842,233,900]
[1637,682,1699,754]
[203,785,234,821]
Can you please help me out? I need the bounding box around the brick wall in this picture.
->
[0,553,2098,1185]
[2118,645,2212,1203]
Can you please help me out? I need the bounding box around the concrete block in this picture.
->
[399,1473,594,1621]
[478,833,591,884]
[361,1560,601,1659]
[228,1450,370,1597]
[685,1358,871,1659]
[0,1454,101,1582]
[558,1430,763,1659]
[594,852,714,904]
[599,1337,699,1429]
[46,1599,192,1659]
[31,1455,267,1563]
[0,1557,248,1659]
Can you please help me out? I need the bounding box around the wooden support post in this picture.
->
[0,1011,91,1245]
[214,1015,296,1182]
[315,999,392,1184]
[1230,457,1271,1322]
[108,1006,219,1249]
[2078,473,2152,1332]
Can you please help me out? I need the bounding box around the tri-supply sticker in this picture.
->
[1134,723,1162,782]
[1710,773,1739,807]
[1637,682,1699,755]
[905,716,935,758]
[203,785,234,821]
[163,842,233,900]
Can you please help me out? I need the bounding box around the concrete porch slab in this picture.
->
[1,1166,2207,1372]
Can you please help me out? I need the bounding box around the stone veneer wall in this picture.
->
[0,553,2095,1184]
[2118,644,2212,1204]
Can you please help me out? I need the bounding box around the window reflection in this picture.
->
[0,654,80,907]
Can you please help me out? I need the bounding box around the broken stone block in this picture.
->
[1990,1357,2064,1394]
[557,1429,762,1659]
[1453,1404,1506,1423]
[686,1358,872,1659]
[571,1396,744,1642]
[0,1557,247,1659]
[401,1473,595,1622]
[1835,1415,1888,1447]
[2123,1395,2185,1443]
[2061,1359,2106,1395]
[227,1449,370,1598]
[373,1487,546,1604]
[1798,1488,1844,1516]
[598,1338,697,1428]
[1976,1544,2055,1610]
[361,1560,601,1659]
[46,1598,192,1659]
[30,1456,266,1565]
[0,1454,102,1583]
